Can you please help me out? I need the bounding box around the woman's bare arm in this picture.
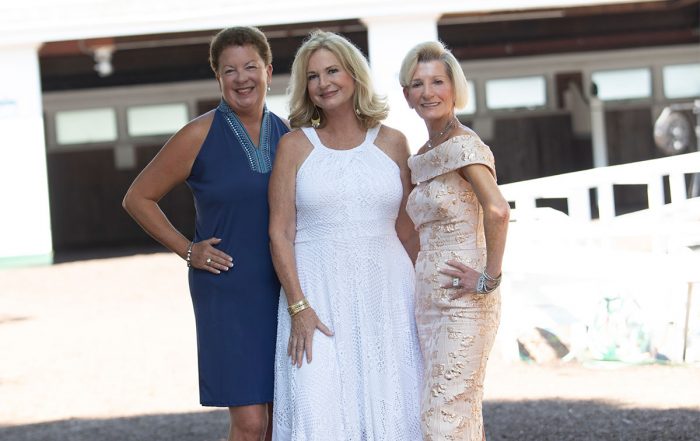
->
[375,125,420,263]
[123,112,232,273]
[268,131,332,367]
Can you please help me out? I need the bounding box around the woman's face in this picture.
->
[217,44,272,116]
[404,60,455,123]
[306,48,356,113]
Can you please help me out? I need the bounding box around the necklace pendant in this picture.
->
[426,116,457,151]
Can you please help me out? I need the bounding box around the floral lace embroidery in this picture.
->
[407,132,501,440]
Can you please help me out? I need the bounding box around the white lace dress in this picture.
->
[272,125,423,441]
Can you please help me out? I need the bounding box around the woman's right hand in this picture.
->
[288,308,333,368]
[439,260,481,299]
[189,237,234,274]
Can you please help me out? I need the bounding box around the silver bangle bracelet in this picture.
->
[482,270,502,283]
[476,271,501,294]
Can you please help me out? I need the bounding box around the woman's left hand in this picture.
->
[189,237,234,274]
[288,307,333,368]
[439,260,480,300]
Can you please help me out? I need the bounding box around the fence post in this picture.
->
[515,197,537,212]
[669,172,687,203]
[597,183,616,220]
[568,188,591,221]
[647,176,665,210]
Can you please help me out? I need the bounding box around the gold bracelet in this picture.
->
[287,298,310,316]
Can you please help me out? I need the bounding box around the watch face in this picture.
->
[654,107,693,155]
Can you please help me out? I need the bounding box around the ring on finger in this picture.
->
[206,258,212,265]
[452,277,460,288]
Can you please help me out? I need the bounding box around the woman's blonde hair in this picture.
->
[399,41,469,110]
[288,30,388,129]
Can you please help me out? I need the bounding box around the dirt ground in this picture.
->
[1,252,699,441]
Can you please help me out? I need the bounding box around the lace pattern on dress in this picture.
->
[409,134,496,185]
[272,123,423,440]
[406,130,501,441]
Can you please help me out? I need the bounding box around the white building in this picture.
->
[1,0,698,265]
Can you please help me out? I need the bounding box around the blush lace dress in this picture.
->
[406,133,501,441]
[272,125,423,441]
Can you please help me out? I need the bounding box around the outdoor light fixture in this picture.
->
[653,102,697,155]
[93,45,115,77]
[654,100,700,197]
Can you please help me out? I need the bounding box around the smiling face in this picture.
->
[404,60,456,124]
[216,44,272,116]
[306,48,356,113]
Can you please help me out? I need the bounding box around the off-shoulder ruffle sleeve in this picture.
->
[408,134,496,184]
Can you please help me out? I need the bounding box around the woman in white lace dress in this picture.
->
[268,30,422,440]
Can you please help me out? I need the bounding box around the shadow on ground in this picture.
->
[0,409,228,441]
[484,399,700,441]
[52,244,165,264]
[2,400,699,441]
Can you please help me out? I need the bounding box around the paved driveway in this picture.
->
[1,253,698,440]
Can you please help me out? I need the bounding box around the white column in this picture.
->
[362,15,438,152]
[0,43,53,266]
[590,96,608,168]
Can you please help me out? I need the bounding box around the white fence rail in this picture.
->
[500,152,700,221]
[496,152,700,364]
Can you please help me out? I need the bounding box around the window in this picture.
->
[485,76,546,110]
[591,68,651,101]
[663,63,700,99]
[55,107,117,145]
[127,103,189,137]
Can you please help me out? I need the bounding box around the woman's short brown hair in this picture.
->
[209,26,272,74]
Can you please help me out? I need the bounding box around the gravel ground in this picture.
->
[1,252,699,441]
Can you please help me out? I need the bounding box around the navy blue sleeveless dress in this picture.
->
[186,99,288,407]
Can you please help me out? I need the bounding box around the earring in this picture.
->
[311,107,321,128]
[355,108,361,117]
[267,84,271,92]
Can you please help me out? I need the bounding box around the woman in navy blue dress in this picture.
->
[123,26,288,441]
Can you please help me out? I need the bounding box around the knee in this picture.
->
[231,413,268,440]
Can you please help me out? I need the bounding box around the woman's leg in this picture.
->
[265,403,273,441]
[228,403,269,441]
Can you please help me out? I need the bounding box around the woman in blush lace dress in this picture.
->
[268,31,422,440]
[399,41,510,441]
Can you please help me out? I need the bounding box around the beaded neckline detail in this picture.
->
[217,98,273,174]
